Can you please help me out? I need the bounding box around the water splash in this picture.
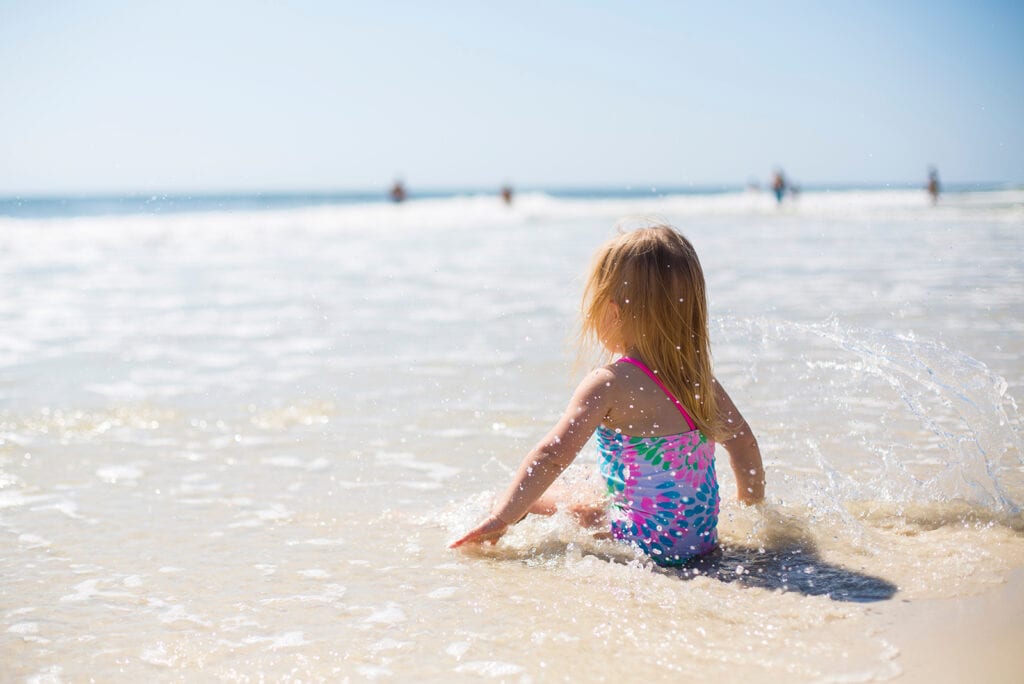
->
[713,317,1022,518]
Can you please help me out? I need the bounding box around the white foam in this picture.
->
[446,641,470,659]
[369,638,410,652]
[30,499,84,520]
[0,469,22,488]
[229,504,293,528]
[157,604,212,627]
[6,188,1018,243]
[298,568,329,579]
[262,456,331,471]
[262,456,304,468]
[0,491,52,509]
[240,631,309,649]
[454,661,525,677]
[4,607,35,618]
[286,537,345,547]
[364,603,407,625]
[376,452,460,481]
[18,533,52,548]
[96,465,144,483]
[355,665,393,679]
[259,583,347,605]
[59,579,131,603]
[269,631,307,649]
[139,642,175,667]
[8,621,39,634]
[26,665,63,684]
[256,504,292,521]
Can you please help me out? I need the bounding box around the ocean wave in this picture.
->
[0,188,1021,237]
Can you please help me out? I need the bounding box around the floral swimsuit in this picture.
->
[597,357,720,565]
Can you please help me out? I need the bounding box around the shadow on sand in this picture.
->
[666,544,898,603]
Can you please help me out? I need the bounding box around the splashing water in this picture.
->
[713,318,1022,515]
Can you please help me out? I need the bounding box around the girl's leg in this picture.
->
[527,495,560,516]
[566,502,608,529]
[525,468,609,531]
[527,495,608,529]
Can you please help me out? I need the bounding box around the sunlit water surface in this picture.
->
[1,189,1022,681]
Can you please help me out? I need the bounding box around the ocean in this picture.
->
[1,186,1022,681]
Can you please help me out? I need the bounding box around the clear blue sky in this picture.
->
[1,1,1022,193]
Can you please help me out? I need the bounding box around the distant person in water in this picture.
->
[927,167,940,205]
[771,169,787,204]
[390,180,407,203]
[500,184,514,205]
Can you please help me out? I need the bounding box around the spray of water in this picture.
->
[713,318,1022,518]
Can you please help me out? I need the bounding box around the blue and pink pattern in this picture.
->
[597,425,719,565]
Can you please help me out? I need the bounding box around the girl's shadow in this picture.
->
[669,544,898,603]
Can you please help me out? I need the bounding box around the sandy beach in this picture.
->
[881,569,1024,683]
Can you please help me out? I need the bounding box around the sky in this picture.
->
[1,1,1022,194]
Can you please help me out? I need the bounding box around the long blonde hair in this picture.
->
[580,224,720,438]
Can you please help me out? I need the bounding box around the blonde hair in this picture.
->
[580,224,720,438]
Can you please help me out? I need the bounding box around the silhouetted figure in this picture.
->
[390,179,407,203]
[500,184,513,205]
[927,167,940,205]
[771,169,787,204]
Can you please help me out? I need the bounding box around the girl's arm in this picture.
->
[715,380,766,504]
[449,368,615,548]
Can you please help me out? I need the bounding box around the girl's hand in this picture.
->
[449,515,509,548]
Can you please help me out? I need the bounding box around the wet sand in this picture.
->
[881,569,1024,683]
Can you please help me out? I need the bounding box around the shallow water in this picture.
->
[1,189,1022,681]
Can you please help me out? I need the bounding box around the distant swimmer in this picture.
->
[927,167,940,205]
[500,184,513,205]
[390,179,407,203]
[771,169,787,204]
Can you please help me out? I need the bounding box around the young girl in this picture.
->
[450,225,765,566]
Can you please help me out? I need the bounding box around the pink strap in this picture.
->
[618,357,697,432]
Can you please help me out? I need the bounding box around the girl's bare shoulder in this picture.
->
[569,364,629,405]
[596,360,643,385]
[578,364,618,393]
[589,361,647,399]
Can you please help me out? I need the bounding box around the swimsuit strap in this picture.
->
[618,356,698,432]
